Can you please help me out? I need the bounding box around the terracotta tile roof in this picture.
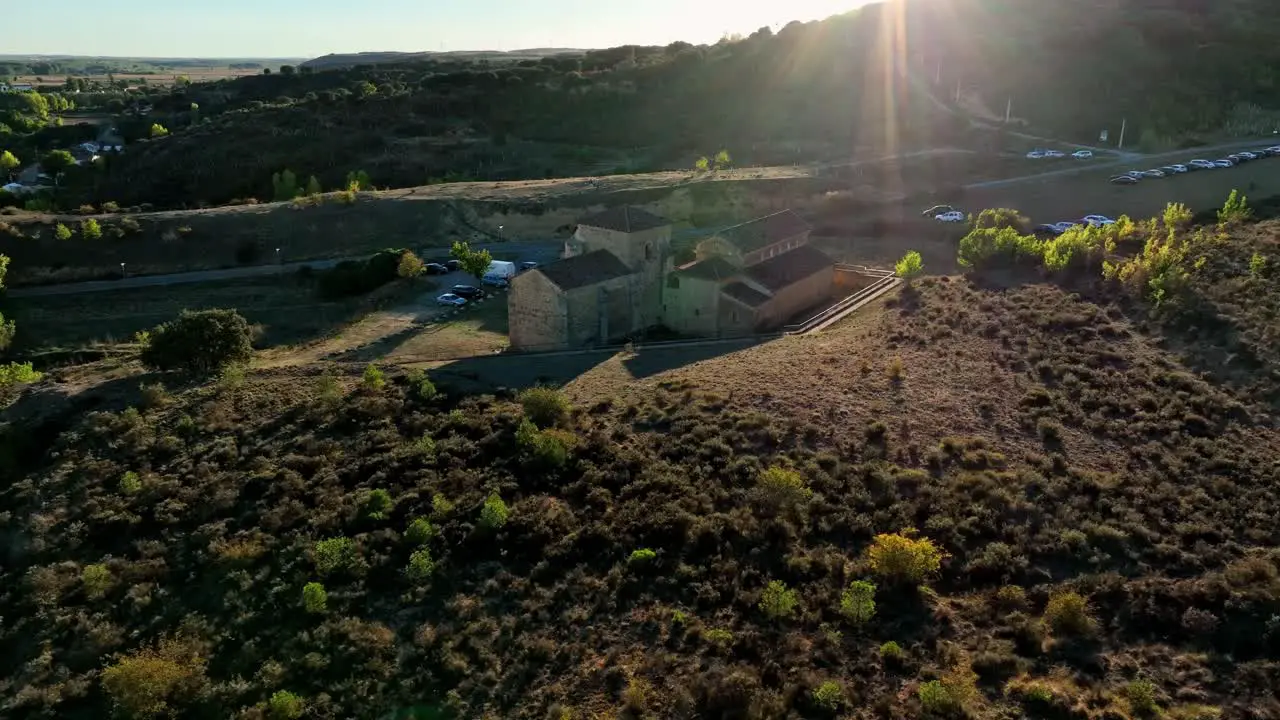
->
[721,282,771,308]
[677,256,739,281]
[715,210,811,253]
[533,250,634,291]
[746,245,833,292]
[577,206,670,233]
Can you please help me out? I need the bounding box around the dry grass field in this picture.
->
[14,68,269,87]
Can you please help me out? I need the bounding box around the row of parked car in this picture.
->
[1026,148,1095,160]
[1033,215,1117,236]
[434,260,540,308]
[1109,145,1280,185]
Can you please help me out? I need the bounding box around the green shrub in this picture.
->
[405,518,437,546]
[316,250,404,299]
[757,465,812,506]
[80,218,102,240]
[313,537,357,575]
[812,681,843,710]
[1126,679,1159,715]
[879,641,904,661]
[918,680,960,714]
[267,690,305,719]
[431,494,455,518]
[82,563,113,600]
[362,363,385,390]
[411,433,437,457]
[839,580,876,624]
[994,585,1027,610]
[397,251,425,278]
[0,362,42,390]
[867,530,945,583]
[54,222,71,240]
[302,582,327,613]
[895,250,923,280]
[362,488,394,520]
[1044,591,1092,636]
[704,628,733,648]
[516,418,571,468]
[100,637,206,719]
[406,549,435,581]
[1250,252,1267,278]
[758,580,799,619]
[119,471,143,495]
[479,493,509,529]
[1218,189,1253,224]
[407,369,438,400]
[628,548,657,564]
[519,386,570,427]
[140,309,253,375]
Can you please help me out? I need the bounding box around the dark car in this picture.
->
[519,261,539,272]
[920,204,956,218]
[423,263,449,275]
[450,285,484,300]
[1109,175,1139,185]
[446,259,462,272]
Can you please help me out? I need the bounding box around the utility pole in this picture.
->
[954,77,961,103]
[1005,97,1012,124]
[1118,118,1127,150]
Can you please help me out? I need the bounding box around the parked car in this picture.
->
[1034,223,1063,235]
[450,285,484,300]
[1141,169,1167,178]
[1043,149,1066,158]
[920,204,956,217]
[436,293,467,307]
[1263,146,1280,156]
[935,211,966,223]
[1082,215,1116,227]
[446,259,462,271]
[1025,150,1046,159]
[1188,159,1217,170]
[1231,151,1259,162]
[1109,175,1140,185]
[1072,150,1094,159]
[519,261,539,272]
[423,262,449,275]
[1214,159,1235,168]
[1053,221,1081,232]
[1124,170,1146,179]
[1166,164,1189,174]
[481,275,510,288]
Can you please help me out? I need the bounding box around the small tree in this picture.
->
[479,493,509,529]
[1219,189,1253,224]
[313,537,357,575]
[406,548,435,580]
[54,223,72,240]
[362,363,385,390]
[450,240,493,280]
[405,518,437,546]
[867,530,945,584]
[82,563,113,600]
[272,169,301,201]
[694,156,710,172]
[267,690,305,719]
[304,175,322,196]
[301,582,327,613]
[1044,591,1093,635]
[0,149,18,180]
[140,309,253,375]
[362,488,394,520]
[895,250,923,281]
[397,250,425,279]
[839,580,876,624]
[714,149,732,170]
[149,123,169,138]
[80,218,102,240]
[41,149,75,182]
[101,636,206,719]
[759,580,799,619]
[756,465,812,507]
[346,169,372,191]
[519,386,570,427]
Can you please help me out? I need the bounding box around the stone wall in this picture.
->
[508,271,566,350]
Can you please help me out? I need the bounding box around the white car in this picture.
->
[1072,150,1094,159]
[1025,151,1045,159]
[1052,221,1081,233]
[1082,215,1116,227]
[935,211,966,223]
[1213,159,1235,168]
[1167,164,1189,173]
[436,293,467,307]
[1043,149,1066,158]
[1189,159,1217,170]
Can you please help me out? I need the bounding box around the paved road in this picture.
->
[9,240,562,298]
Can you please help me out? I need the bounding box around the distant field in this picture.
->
[14,68,263,87]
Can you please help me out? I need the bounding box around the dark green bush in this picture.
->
[316,249,406,299]
[140,309,253,375]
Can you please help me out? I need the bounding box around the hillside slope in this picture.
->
[3,209,1279,717]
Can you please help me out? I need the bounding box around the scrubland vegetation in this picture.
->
[1,185,1278,718]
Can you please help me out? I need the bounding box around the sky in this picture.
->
[6,0,868,59]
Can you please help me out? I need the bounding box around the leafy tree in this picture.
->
[867,530,945,583]
[301,582,327,613]
[313,537,358,575]
[80,218,102,240]
[149,123,169,138]
[0,362,41,390]
[41,149,75,178]
[713,149,732,169]
[345,169,372,191]
[82,564,113,600]
[895,250,923,281]
[267,690,305,719]
[812,681,843,711]
[140,309,253,375]
[1044,591,1093,635]
[272,169,301,201]
[758,580,799,619]
[519,386,570,427]
[405,518,437,546]
[756,465,812,507]
[362,363,385,390]
[100,637,206,719]
[54,223,72,240]
[18,91,49,119]
[362,488,394,520]
[0,255,16,355]
[479,493,509,529]
[355,81,377,98]
[397,250,425,278]
[450,240,493,280]
[304,175,322,196]
[839,580,876,624]
[0,149,18,180]
[279,65,297,76]
[1219,189,1253,224]
[406,549,435,580]
[694,156,710,172]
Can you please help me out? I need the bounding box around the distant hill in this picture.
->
[300,48,585,71]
